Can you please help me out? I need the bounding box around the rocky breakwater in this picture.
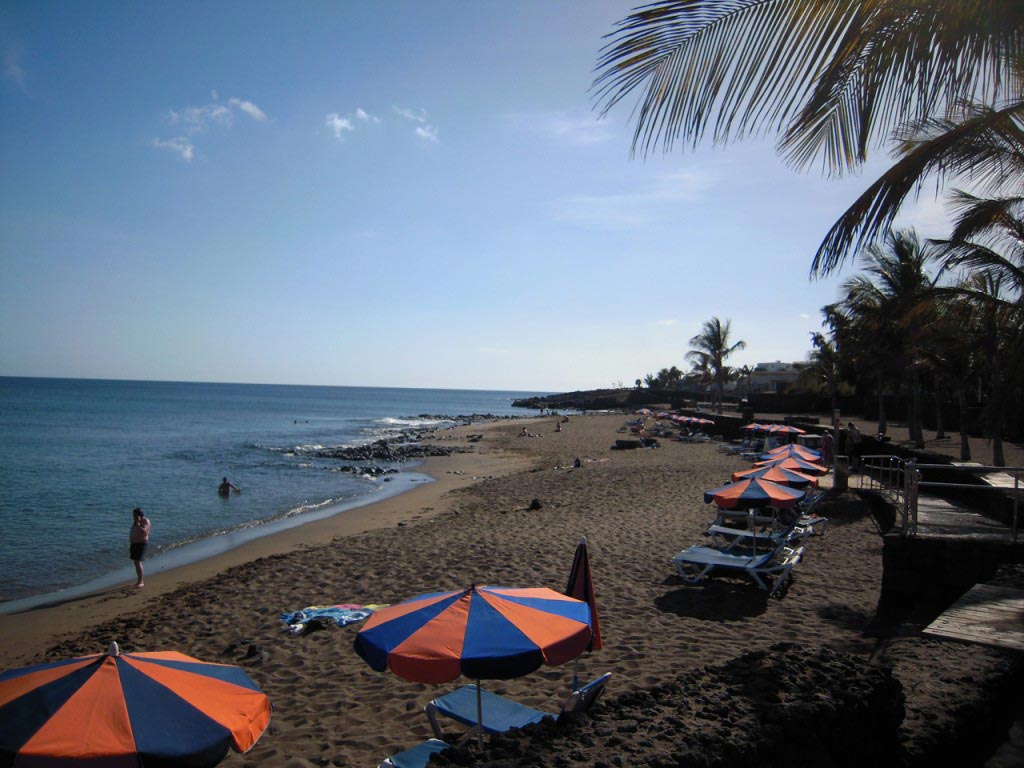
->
[316,438,473,479]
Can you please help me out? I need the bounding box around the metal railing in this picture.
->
[855,455,1022,542]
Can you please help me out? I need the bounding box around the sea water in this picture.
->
[0,377,541,608]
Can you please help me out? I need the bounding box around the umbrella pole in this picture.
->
[476,679,483,750]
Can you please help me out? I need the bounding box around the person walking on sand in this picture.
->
[218,476,241,496]
[820,430,835,470]
[129,507,150,588]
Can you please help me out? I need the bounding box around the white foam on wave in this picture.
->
[378,416,453,428]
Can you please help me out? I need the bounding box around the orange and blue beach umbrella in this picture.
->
[764,444,822,462]
[704,478,805,508]
[0,642,270,767]
[731,464,819,489]
[354,585,592,685]
[754,455,829,476]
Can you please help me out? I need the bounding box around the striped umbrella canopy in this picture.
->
[766,424,806,435]
[765,444,822,461]
[353,585,592,685]
[754,455,829,476]
[703,478,805,508]
[731,464,819,489]
[0,642,270,768]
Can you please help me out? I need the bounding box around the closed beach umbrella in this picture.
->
[703,478,805,508]
[0,642,271,767]
[731,464,819,489]
[754,455,829,476]
[565,538,602,691]
[565,539,602,653]
[354,584,592,747]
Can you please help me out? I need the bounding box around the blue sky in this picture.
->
[0,1,952,392]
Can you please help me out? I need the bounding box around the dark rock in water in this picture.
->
[317,440,468,462]
[433,643,905,767]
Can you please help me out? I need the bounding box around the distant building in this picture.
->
[748,361,804,394]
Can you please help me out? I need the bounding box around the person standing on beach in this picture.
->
[218,476,241,496]
[846,423,862,470]
[129,507,150,588]
[820,430,835,470]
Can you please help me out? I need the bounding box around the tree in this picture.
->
[799,331,844,413]
[933,198,1024,464]
[593,1,1024,275]
[833,230,940,447]
[686,317,746,413]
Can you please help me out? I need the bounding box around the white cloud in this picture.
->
[513,111,613,145]
[894,194,954,239]
[551,170,714,227]
[325,113,354,140]
[657,319,676,326]
[414,125,439,143]
[229,97,268,122]
[355,107,380,123]
[394,106,428,123]
[799,313,811,320]
[152,136,194,162]
[3,52,27,92]
[168,103,232,133]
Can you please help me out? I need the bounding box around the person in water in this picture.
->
[129,507,150,588]
[218,476,241,496]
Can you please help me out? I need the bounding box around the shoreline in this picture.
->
[0,420,533,667]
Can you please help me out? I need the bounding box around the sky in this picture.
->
[0,1,955,392]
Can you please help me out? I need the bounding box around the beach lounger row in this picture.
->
[673,492,828,597]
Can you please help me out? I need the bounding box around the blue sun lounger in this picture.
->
[424,673,611,745]
[378,738,449,768]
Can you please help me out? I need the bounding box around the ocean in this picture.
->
[0,377,541,610]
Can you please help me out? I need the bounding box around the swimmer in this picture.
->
[218,476,241,496]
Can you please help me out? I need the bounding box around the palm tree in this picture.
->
[799,331,844,413]
[593,1,1024,275]
[686,317,746,413]
[933,199,1024,464]
[834,230,940,447]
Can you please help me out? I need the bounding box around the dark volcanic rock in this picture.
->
[429,643,904,768]
[316,440,469,462]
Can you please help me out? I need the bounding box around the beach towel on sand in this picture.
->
[280,604,380,634]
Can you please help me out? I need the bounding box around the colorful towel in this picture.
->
[280,604,377,634]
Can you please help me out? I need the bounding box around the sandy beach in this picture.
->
[2,413,1019,766]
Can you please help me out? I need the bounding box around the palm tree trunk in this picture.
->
[934,383,945,440]
[957,385,971,461]
[908,370,924,448]
[876,379,887,435]
[993,423,1005,467]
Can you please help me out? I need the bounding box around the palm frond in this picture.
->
[594,0,1024,172]
[810,100,1024,276]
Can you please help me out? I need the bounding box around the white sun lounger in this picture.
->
[672,543,804,596]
